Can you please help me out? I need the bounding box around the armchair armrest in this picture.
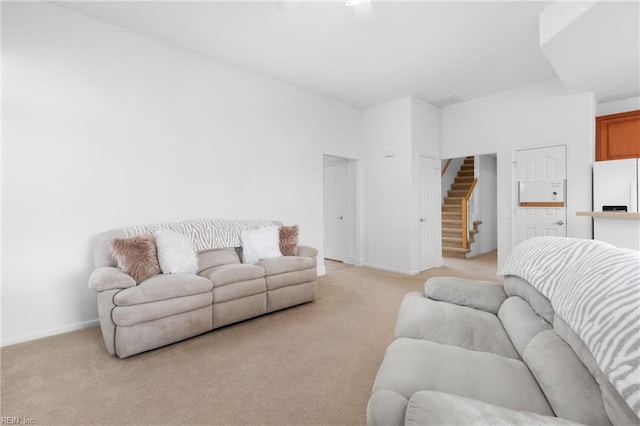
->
[296,245,317,257]
[406,391,582,425]
[88,267,136,292]
[425,277,507,314]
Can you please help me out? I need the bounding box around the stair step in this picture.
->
[443,247,470,259]
[461,164,474,170]
[444,197,464,204]
[458,170,474,177]
[452,183,472,190]
[455,177,474,183]
[442,230,462,238]
[463,158,474,165]
[442,220,462,227]
[442,236,463,243]
[447,189,468,197]
[442,204,461,212]
[443,240,463,248]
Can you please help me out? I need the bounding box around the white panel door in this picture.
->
[418,156,441,271]
[323,163,347,261]
[513,145,567,246]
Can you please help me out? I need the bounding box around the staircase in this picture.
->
[442,156,482,259]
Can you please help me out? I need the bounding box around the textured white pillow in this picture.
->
[241,226,282,265]
[155,230,198,274]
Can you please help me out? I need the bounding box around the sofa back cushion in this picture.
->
[503,275,554,323]
[523,329,611,425]
[498,296,551,359]
[197,248,240,272]
[501,275,639,425]
[554,315,640,425]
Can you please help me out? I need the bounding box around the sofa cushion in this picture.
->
[113,273,213,306]
[503,275,555,324]
[213,278,266,303]
[404,391,582,426]
[199,263,264,287]
[523,330,612,425]
[265,268,317,291]
[498,296,552,358]
[197,248,240,273]
[394,292,520,359]
[257,256,316,276]
[425,277,507,314]
[112,292,213,326]
[367,389,408,426]
[371,338,553,415]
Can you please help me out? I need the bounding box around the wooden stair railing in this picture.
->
[441,159,452,177]
[461,178,478,250]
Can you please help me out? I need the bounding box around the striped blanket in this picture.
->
[501,237,640,417]
[123,218,276,252]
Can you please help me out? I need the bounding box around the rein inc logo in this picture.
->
[1,418,35,425]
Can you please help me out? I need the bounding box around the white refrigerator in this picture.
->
[593,158,639,212]
[592,158,640,250]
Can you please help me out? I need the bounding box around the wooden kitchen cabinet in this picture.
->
[596,110,640,161]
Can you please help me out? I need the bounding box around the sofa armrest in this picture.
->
[424,277,507,314]
[406,391,582,426]
[296,245,317,257]
[88,267,136,292]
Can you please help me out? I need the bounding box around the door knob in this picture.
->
[555,220,564,225]
[419,218,426,222]
[338,216,343,220]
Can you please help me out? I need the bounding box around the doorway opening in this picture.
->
[441,154,498,273]
[323,154,358,265]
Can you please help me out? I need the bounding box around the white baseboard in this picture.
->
[362,263,417,276]
[1,318,99,347]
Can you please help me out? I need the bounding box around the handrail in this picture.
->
[461,178,478,250]
[441,159,452,177]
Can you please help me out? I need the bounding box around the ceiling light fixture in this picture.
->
[346,0,369,8]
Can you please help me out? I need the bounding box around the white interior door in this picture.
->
[323,163,347,261]
[513,145,567,246]
[418,156,441,271]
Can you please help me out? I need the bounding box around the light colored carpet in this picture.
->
[1,257,499,425]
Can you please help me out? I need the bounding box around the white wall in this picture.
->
[474,154,498,256]
[361,96,413,273]
[441,79,595,269]
[1,2,361,345]
[361,95,440,274]
[597,96,640,116]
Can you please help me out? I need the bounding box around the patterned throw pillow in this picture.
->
[110,235,161,283]
[279,225,299,256]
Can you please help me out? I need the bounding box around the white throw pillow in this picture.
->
[155,230,198,274]
[241,226,282,265]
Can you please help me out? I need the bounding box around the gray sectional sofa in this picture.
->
[368,237,640,425]
[89,224,317,358]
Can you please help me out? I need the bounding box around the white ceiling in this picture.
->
[540,1,640,103]
[55,1,572,108]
